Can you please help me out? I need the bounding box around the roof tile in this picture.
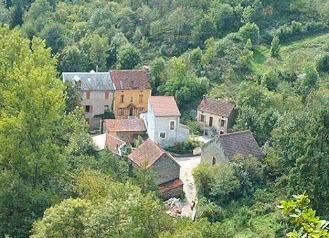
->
[110,69,150,90]
[106,135,125,155]
[198,96,235,117]
[217,130,263,160]
[62,72,115,91]
[128,139,178,167]
[149,96,181,117]
[104,119,146,132]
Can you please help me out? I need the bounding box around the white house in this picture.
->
[142,96,189,148]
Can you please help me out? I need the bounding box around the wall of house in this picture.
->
[113,89,151,119]
[177,127,190,143]
[201,138,228,165]
[152,154,180,185]
[197,111,231,134]
[154,116,180,148]
[161,184,183,199]
[82,90,114,119]
[146,101,156,141]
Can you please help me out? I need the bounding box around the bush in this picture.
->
[316,54,329,73]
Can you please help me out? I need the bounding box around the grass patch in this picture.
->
[252,33,329,74]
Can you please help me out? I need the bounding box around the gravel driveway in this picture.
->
[173,155,201,204]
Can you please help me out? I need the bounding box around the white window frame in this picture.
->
[169,120,175,130]
[159,132,166,139]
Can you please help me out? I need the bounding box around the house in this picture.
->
[142,96,189,148]
[105,134,126,156]
[104,118,147,143]
[91,132,126,156]
[197,96,236,135]
[128,139,183,198]
[201,130,263,165]
[62,72,115,130]
[111,69,151,119]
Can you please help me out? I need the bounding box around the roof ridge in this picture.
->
[218,130,251,137]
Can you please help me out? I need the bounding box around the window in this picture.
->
[85,105,91,112]
[137,107,145,114]
[170,121,175,130]
[120,95,124,103]
[86,91,90,99]
[139,94,143,103]
[200,114,205,122]
[105,91,109,99]
[159,132,166,139]
[130,97,133,102]
[118,108,125,116]
[220,119,225,127]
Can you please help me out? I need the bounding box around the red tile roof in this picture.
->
[106,135,125,155]
[110,69,150,90]
[217,130,263,160]
[160,178,184,193]
[128,139,179,167]
[198,96,235,117]
[149,96,181,117]
[104,119,146,132]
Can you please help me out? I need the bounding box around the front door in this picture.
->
[129,107,134,116]
[209,117,213,127]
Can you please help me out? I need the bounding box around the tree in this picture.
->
[238,22,260,46]
[270,36,280,58]
[31,198,91,238]
[0,25,67,237]
[116,43,141,69]
[279,194,329,237]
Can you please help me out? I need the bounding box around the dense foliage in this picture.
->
[0,0,329,237]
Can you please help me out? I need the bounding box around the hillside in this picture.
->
[0,0,329,237]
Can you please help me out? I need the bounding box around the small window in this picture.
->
[105,91,109,99]
[220,119,225,127]
[159,132,166,139]
[170,121,175,130]
[139,94,143,103]
[86,91,90,99]
[120,95,124,103]
[130,97,133,102]
[200,114,205,122]
[85,105,90,112]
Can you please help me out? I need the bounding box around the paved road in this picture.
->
[173,155,201,204]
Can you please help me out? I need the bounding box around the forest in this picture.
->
[0,0,329,237]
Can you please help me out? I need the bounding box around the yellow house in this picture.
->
[110,69,151,119]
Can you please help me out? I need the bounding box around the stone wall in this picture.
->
[152,154,180,185]
[201,138,228,165]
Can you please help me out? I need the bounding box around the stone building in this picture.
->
[128,139,183,198]
[197,96,236,135]
[62,72,115,131]
[201,130,263,165]
[111,69,151,119]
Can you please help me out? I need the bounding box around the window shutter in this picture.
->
[90,105,93,113]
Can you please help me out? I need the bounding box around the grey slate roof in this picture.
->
[217,130,263,160]
[62,72,115,91]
